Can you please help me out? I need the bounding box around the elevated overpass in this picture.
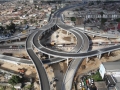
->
[26,2,120,90]
[0,2,119,90]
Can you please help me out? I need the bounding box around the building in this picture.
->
[99,61,120,90]
[117,23,120,30]
[29,0,34,3]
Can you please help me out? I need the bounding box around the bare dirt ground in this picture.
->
[0,61,41,90]
[74,50,120,90]
[0,62,37,78]
[44,61,67,90]
[75,50,120,81]
[50,29,77,52]
[51,29,77,44]
[0,49,29,59]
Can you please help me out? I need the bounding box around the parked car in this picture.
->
[79,82,82,88]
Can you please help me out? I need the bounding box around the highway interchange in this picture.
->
[26,2,120,90]
[1,2,120,90]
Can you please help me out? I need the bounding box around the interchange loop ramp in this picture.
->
[26,31,50,90]
[26,3,88,90]
[61,25,89,90]
[1,2,120,90]
[25,2,120,90]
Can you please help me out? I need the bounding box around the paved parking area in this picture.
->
[94,81,107,90]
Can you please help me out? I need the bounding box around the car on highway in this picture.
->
[9,45,18,49]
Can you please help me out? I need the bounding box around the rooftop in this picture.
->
[102,60,120,72]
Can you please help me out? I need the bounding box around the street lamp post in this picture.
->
[16,39,20,57]
[84,17,86,33]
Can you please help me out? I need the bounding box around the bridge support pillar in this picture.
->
[67,58,69,66]
[107,37,109,40]
[28,30,30,34]
[43,32,45,35]
[48,55,50,59]
[37,53,41,58]
[55,25,57,30]
[67,31,69,35]
[47,30,49,33]
[19,38,20,41]
[86,57,89,63]
[108,52,110,56]
[97,54,101,59]
[32,46,35,50]
[93,35,95,38]
[9,40,11,43]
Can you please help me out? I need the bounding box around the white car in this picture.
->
[9,46,12,48]
[79,82,82,88]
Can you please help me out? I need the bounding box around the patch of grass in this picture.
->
[90,71,103,81]
[0,86,6,90]
[71,17,76,21]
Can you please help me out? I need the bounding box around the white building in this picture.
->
[99,61,120,90]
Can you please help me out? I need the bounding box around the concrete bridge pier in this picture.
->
[18,37,20,41]
[67,31,69,36]
[47,29,49,33]
[43,32,45,35]
[107,37,109,40]
[49,28,51,32]
[97,54,101,59]
[86,57,89,63]
[8,40,11,43]
[37,53,41,59]
[108,52,110,56]
[28,30,30,34]
[48,55,51,59]
[54,25,57,30]
[67,58,69,66]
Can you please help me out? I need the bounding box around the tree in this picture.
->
[20,22,22,25]
[96,1,101,4]
[0,26,4,32]
[71,17,76,22]
[115,18,120,22]
[100,12,104,17]
[101,18,107,25]
[8,75,21,86]
[30,19,33,23]
[9,22,15,30]
[89,2,94,6]
[0,85,6,90]
[23,84,33,90]
[100,12,106,27]
[24,19,27,24]
[80,8,84,11]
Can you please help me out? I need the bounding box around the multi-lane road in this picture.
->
[26,2,120,90]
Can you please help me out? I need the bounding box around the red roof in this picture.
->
[111,27,115,30]
[117,23,120,30]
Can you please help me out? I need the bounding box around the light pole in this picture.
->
[84,17,86,33]
[16,39,20,57]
